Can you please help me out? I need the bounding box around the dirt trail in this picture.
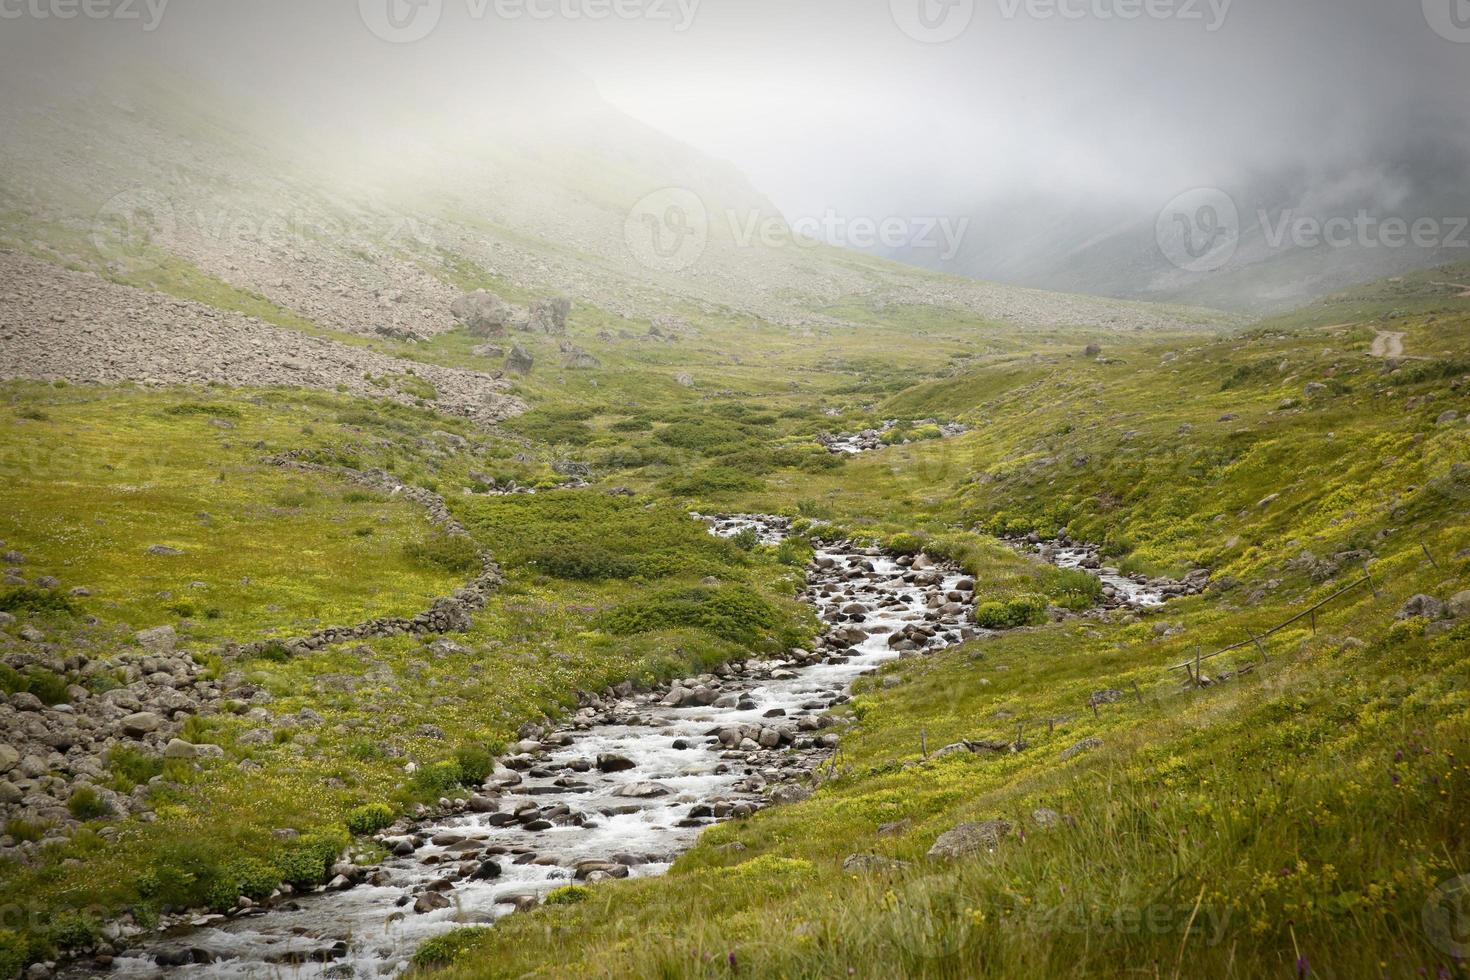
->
[1370,330,1406,359]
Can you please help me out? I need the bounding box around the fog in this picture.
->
[2,0,1467,305]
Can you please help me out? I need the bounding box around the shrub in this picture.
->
[974,594,1049,629]
[0,587,76,616]
[654,419,752,454]
[105,746,164,789]
[164,403,242,419]
[610,416,653,432]
[0,665,72,706]
[776,538,812,568]
[0,930,29,979]
[276,828,349,889]
[3,819,47,843]
[544,885,592,906]
[886,533,925,555]
[662,466,764,496]
[453,745,495,785]
[730,527,759,551]
[404,534,481,575]
[67,786,111,821]
[45,912,100,953]
[525,546,636,581]
[598,585,792,648]
[412,927,495,968]
[412,760,467,797]
[345,803,395,836]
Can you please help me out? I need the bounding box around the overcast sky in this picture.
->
[4,0,1468,225]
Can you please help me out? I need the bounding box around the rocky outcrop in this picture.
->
[528,297,570,335]
[451,290,515,337]
[0,253,525,427]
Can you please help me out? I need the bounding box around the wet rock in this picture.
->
[413,892,451,914]
[596,753,636,773]
[611,781,673,799]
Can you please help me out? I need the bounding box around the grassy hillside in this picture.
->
[0,266,1466,978]
[405,272,1470,978]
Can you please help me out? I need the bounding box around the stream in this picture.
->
[96,516,1179,977]
[101,515,980,978]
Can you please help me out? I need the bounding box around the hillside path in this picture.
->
[1370,330,1405,358]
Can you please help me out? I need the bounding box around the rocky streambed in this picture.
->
[98,516,981,977]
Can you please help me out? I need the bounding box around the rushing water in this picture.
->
[103,516,977,978]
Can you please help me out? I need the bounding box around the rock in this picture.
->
[163,739,209,760]
[1304,382,1327,395]
[1059,737,1104,761]
[135,625,178,653]
[675,372,695,388]
[9,692,43,712]
[414,892,452,914]
[0,744,18,774]
[1448,591,1470,619]
[1397,594,1447,621]
[0,781,21,805]
[926,819,1012,860]
[469,859,502,881]
[451,291,513,337]
[1031,808,1062,828]
[146,545,185,557]
[574,860,630,880]
[529,297,570,335]
[1437,410,1460,425]
[842,853,910,873]
[769,785,812,805]
[610,781,672,799]
[1083,343,1102,357]
[596,754,636,773]
[505,344,534,376]
[120,712,163,737]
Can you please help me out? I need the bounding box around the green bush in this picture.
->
[453,745,495,785]
[67,786,111,821]
[598,585,795,648]
[345,803,395,836]
[104,746,164,790]
[730,527,759,551]
[276,828,349,889]
[412,760,467,797]
[526,546,636,581]
[0,665,72,705]
[886,533,925,555]
[654,419,753,454]
[776,538,812,568]
[411,927,494,968]
[403,534,481,575]
[544,885,592,906]
[0,929,29,979]
[661,466,764,496]
[974,594,1050,630]
[0,587,76,616]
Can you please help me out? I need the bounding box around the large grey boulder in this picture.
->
[451,291,513,337]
